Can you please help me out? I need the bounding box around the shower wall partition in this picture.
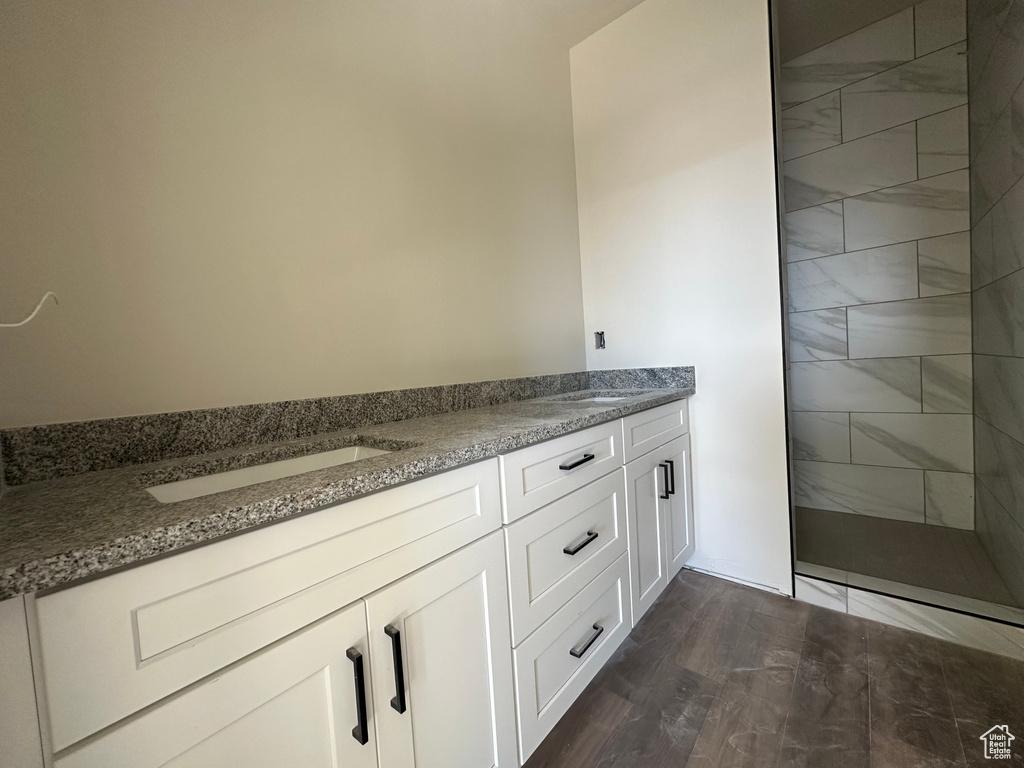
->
[970,0,1024,609]
[780,0,1024,623]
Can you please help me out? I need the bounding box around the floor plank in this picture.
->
[524,569,1024,768]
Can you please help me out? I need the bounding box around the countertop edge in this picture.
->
[0,388,694,599]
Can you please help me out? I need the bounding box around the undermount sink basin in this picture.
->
[146,445,391,503]
[549,390,653,403]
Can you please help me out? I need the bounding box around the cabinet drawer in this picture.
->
[35,459,500,751]
[512,553,630,763]
[54,601,376,768]
[504,471,627,646]
[621,399,689,463]
[499,421,623,523]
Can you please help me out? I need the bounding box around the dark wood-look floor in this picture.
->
[796,506,1020,608]
[524,568,1024,768]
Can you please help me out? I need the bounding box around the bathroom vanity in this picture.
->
[0,390,693,768]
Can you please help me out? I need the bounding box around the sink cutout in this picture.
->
[549,390,653,403]
[146,445,391,503]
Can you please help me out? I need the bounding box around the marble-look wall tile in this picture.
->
[847,572,1024,622]
[922,354,973,413]
[925,470,975,528]
[969,0,1024,153]
[968,0,982,28]
[795,575,849,612]
[794,459,925,521]
[847,294,972,358]
[782,91,842,161]
[919,231,971,296]
[972,105,1017,221]
[788,242,919,312]
[850,413,974,472]
[792,411,852,462]
[789,308,849,361]
[846,587,1024,659]
[973,174,1024,288]
[790,358,922,412]
[968,0,1014,93]
[972,209,996,287]
[841,42,967,141]
[975,416,1024,522]
[784,123,919,212]
[796,560,850,583]
[780,9,915,108]
[1014,78,1024,177]
[916,0,968,56]
[844,170,970,250]
[976,482,1024,606]
[967,0,982,30]
[973,268,1024,356]
[917,106,970,177]
[974,354,1024,444]
[786,202,845,262]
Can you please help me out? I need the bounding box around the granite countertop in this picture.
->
[0,387,693,599]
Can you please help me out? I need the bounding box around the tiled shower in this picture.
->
[780,0,1024,624]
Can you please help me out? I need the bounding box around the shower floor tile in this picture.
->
[795,506,1022,611]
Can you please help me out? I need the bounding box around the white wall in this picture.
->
[0,0,610,428]
[571,0,793,592]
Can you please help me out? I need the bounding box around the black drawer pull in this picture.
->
[563,530,599,556]
[384,624,407,714]
[559,453,595,471]
[659,463,671,499]
[346,648,369,745]
[569,623,605,659]
[665,459,676,495]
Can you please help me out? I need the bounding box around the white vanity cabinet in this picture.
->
[56,533,518,768]
[34,460,501,753]
[0,596,44,768]
[624,447,671,622]
[623,426,694,626]
[499,395,693,763]
[365,532,517,768]
[500,435,632,763]
[54,601,378,768]
[10,394,694,768]
[620,398,689,464]
[499,421,623,523]
[664,434,695,575]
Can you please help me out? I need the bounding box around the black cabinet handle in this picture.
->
[659,463,671,499]
[559,453,595,471]
[384,625,407,714]
[346,648,369,745]
[563,530,599,556]
[569,623,605,659]
[665,459,676,495]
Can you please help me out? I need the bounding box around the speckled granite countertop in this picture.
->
[0,388,692,599]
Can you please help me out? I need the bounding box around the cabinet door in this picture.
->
[55,601,377,768]
[365,531,517,768]
[665,434,695,578]
[624,449,669,626]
